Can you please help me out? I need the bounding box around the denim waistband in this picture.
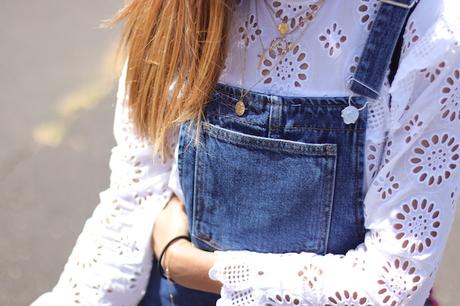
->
[205,82,368,131]
[209,82,368,110]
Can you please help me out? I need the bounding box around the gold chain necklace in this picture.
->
[233,0,326,115]
[257,0,325,69]
[263,0,323,37]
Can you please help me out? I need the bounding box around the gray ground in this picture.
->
[0,1,459,306]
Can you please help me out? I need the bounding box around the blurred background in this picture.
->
[0,1,459,306]
[0,1,123,305]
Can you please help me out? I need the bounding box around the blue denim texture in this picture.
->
[178,84,368,255]
[349,0,417,99]
[140,84,368,306]
[137,1,422,305]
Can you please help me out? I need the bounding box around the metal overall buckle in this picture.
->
[379,0,417,9]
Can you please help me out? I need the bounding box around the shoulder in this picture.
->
[409,0,460,44]
[387,0,459,129]
[397,0,459,71]
[441,0,460,42]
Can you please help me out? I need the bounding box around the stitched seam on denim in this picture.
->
[215,92,361,106]
[177,124,184,181]
[284,126,364,132]
[192,129,202,245]
[268,98,275,138]
[193,128,226,252]
[354,108,368,240]
[207,115,363,131]
[194,234,225,251]
[203,123,338,155]
[354,129,365,241]
[212,90,366,108]
[323,152,338,255]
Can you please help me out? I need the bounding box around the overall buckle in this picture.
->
[379,0,416,9]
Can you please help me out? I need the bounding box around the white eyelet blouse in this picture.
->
[32,0,460,305]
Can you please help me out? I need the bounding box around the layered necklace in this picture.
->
[234,0,367,125]
[258,0,325,66]
[234,0,326,115]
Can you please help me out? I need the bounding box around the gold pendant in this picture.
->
[270,37,292,56]
[235,100,246,116]
[277,22,289,37]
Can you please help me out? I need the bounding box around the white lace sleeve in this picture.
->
[209,3,460,306]
[30,63,177,306]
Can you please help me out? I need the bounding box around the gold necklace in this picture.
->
[257,0,326,68]
[233,0,326,116]
[263,0,323,37]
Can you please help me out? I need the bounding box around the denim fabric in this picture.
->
[349,0,417,99]
[178,83,368,255]
[137,1,424,305]
[139,83,368,306]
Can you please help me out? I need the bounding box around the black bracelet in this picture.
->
[158,235,191,280]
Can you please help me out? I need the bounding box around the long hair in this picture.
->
[111,0,233,159]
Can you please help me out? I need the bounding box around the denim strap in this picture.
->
[349,0,418,99]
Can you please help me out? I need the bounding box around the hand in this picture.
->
[152,194,189,260]
[152,194,221,293]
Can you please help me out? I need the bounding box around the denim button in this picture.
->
[235,100,245,116]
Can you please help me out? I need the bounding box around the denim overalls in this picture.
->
[138,1,430,305]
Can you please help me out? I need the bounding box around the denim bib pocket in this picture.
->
[189,121,338,254]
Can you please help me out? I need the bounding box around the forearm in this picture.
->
[167,240,222,294]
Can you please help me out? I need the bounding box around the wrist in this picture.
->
[158,235,191,280]
[166,241,222,294]
[163,238,193,280]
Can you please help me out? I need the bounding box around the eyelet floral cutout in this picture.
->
[373,170,400,200]
[133,189,154,206]
[297,263,323,289]
[351,255,367,273]
[113,153,145,191]
[318,23,348,57]
[261,44,309,90]
[403,113,424,144]
[439,69,460,122]
[409,132,460,187]
[450,184,459,208]
[393,197,441,254]
[219,263,253,290]
[382,139,393,166]
[367,98,387,132]
[262,291,309,306]
[230,289,256,306]
[67,277,89,304]
[69,232,104,271]
[325,290,372,306]
[270,1,321,31]
[127,269,143,290]
[377,258,421,305]
[114,233,141,257]
[366,142,383,181]
[367,231,383,249]
[238,14,262,47]
[99,199,123,227]
[420,61,446,83]
[357,0,380,31]
[402,21,419,56]
[349,55,360,74]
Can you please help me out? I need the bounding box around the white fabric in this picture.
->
[31,0,460,305]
